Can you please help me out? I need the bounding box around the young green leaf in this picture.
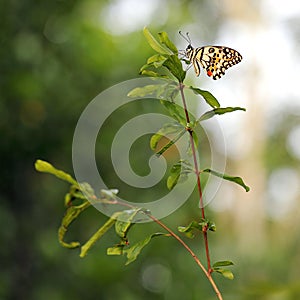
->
[213,261,234,268]
[167,163,182,190]
[167,160,193,190]
[107,245,123,255]
[114,208,141,239]
[155,129,186,157]
[178,218,216,238]
[58,201,91,249]
[160,100,194,126]
[158,31,178,54]
[178,221,202,238]
[189,86,220,108]
[80,211,122,258]
[163,55,186,82]
[123,233,168,265]
[202,169,250,192]
[143,27,173,55]
[198,107,246,122]
[64,184,93,207]
[150,122,185,150]
[139,68,169,78]
[214,268,234,280]
[147,54,168,67]
[127,84,164,98]
[35,159,77,185]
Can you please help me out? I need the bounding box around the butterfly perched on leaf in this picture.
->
[179,31,242,80]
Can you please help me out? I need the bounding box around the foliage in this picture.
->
[35,27,249,299]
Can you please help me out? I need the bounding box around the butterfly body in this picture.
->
[184,43,242,80]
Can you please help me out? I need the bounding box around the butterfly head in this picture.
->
[179,31,194,60]
[185,44,194,59]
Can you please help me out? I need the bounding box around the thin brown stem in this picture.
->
[147,214,223,300]
[101,197,222,299]
[179,82,212,273]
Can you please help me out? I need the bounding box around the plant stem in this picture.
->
[179,82,212,273]
[102,196,222,298]
[147,213,223,300]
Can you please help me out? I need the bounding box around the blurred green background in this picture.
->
[2,0,300,299]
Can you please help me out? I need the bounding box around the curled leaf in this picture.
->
[124,233,168,265]
[35,159,77,185]
[143,27,173,55]
[202,168,250,192]
[80,212,122,258]
[198,107,246,122]
[158,31,178,54]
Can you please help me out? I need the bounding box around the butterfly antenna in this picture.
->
[179,31,192,44]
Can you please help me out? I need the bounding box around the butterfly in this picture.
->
[179,31,242,80]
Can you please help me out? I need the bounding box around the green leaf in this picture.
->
[123,233,168,265]
[178,218,216,238]
[114,208,141,239]
[213,261,234,268]
[189,86,220,108]
[64,183,94,207]
[155,130,185,156]
[202,169,250,192]
[214,268,234,280]
[167,160,193,190]
[150,123,184,150]
[158,31,178,54]
[160,100,193,126]
[163,55,186,82]
[139,69,169,78]
[127,84,163,98]
[143,27,173,55]
[80,212,121,258]
[198,107,246,122]
[107,245,123,255]
[167,163,182,190]
[178,221,202,238]
[35,159,77,185]
[58,201,91,249]
[147,54,168,67]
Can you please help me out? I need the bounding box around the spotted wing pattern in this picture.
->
[186,45,242,80]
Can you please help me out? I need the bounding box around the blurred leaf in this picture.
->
[115,208,141,239]
[202,169,250,192]
[214,268,234,280]
[178,218,216,238]
[100,189,119,200]
[35,159,77,185]
[163,55,186,82]
[154,129,186,157]
[143,27,173,55]
[178,221,201,238]
[158,31,178,54]
[107,245,123,255]
[198,107,246,122]
[167,160,193,190]
[58,201,91,249]
[213,261,234,268]
[147,54,168,67]
[80,212,121,258]
[124,233,168,265]
[139,68,168,78]
[128,84,164,98]
[167,162,182,190]
[189,86,220,108]
[160,100,192,126]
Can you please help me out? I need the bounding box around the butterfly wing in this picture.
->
[195,46,242,80]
